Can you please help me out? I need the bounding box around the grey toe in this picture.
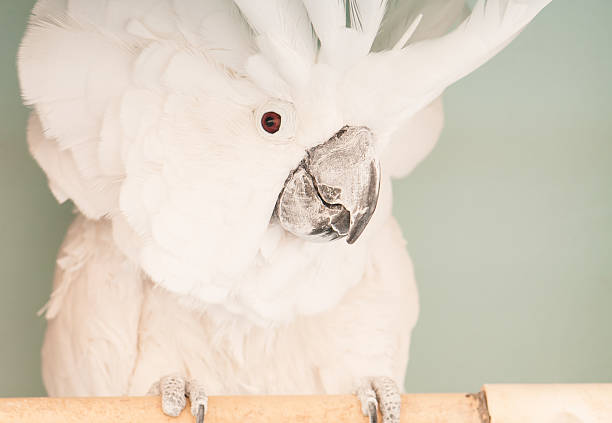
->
[356,377,401,423]
[160,374,187,417]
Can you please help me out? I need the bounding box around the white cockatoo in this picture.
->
[18,0,551,422]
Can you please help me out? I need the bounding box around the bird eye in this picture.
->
[255,100,296,141]
[261,111,281,134]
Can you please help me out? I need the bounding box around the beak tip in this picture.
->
[345,211,373,244]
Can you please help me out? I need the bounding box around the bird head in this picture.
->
[19,0,551,322]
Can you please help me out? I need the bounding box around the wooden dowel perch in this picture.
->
[0,384,611,423]
[1,394,484,423]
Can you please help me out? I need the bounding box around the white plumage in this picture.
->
[18,0,551,419]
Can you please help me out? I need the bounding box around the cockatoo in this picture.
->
[18,0,551,422]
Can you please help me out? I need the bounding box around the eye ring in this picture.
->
[255,99,296,141]
[261,111,281,134]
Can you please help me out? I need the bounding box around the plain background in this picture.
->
[1,1,610,397]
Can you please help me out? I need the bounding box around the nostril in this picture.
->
[334,126,349,139]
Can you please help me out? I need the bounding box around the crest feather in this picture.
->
[233,0,316,63]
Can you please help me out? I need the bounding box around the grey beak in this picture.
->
[274,126,380,244]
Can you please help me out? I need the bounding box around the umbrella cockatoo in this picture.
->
[18,0,551,422]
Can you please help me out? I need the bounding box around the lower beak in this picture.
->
[274,126,380,244]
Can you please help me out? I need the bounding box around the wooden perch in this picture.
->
[1,394,484,423]
[0,384,610,423]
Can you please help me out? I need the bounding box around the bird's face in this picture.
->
[48,36,406,321]
[248,63,387,245]
[114,55,398,310]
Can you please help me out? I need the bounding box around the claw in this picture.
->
[356,377,401,423]
[196,404,205,423]
[368,401,378,423]
[148,375,208,422]
[187,377,208,421]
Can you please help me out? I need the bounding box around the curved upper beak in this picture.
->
[274,126,380,244]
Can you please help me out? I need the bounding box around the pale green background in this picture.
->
[1,1,610,397]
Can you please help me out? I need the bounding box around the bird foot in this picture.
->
[355,377,401,423]
[148,374,208,423]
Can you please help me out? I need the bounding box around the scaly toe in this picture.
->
[372,377,401,423]
[160,374,187,417]
[356,379,378,420]
[186,378,208,419]
[356,377,401,423]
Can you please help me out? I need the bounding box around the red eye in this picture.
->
[261,111,281,134]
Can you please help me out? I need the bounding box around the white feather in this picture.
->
[382,97,445,179]
[27,113,119,218]
[302,0,388,68]
[372,0,469,51]
[41,216,143,396]
[233,0,316,63]
[340,0,553,137]
[392,14,423,51]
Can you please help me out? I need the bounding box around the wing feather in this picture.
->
[41,217,143,396]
